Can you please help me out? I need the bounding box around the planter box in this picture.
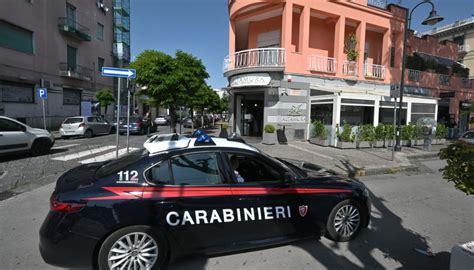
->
[309,137,330,147]
[414,139,424,146]
[401,140,411,147]
[373,141,384,148]
[262,132,277,145]
[356,141,371,148]
[336,141,356,149]
[433,138,446,145]
[386,140,394,147]
[450,241,474,270]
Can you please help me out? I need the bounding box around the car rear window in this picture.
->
[63,117,83,124]
[95,149,149,178]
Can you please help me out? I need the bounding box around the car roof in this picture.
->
[0,116,28,126]
[144,133,259,155]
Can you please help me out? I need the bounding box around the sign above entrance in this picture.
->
[439,91,455,98]
[230,73,271,88]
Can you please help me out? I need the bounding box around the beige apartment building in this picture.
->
[424,16,474,79]
[0,0,117,129]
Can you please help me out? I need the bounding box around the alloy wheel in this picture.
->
[334,205,360,238]
[107,232,159,270]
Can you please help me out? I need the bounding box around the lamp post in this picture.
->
[395,0,444,151]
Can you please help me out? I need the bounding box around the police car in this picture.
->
[39,131,371,269]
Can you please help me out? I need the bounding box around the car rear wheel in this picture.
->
[98,226,168,270]
[84,129,93,138]
[325,200,363,242]
[30,139,52,156]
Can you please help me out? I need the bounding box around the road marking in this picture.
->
[51,146,115,161]
[80,147,140,164]
[51,144,80,150]
[288,144,334,160]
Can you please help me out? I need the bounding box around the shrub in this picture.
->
[435,124,448,139]
[401,124,414,141]
[312,120,328,140]
[357,124,376,143]
[264,124,275,133]
[375,124,386,141]
[439,141,474,195]
[337,121,355,142]
[384,124,394,141]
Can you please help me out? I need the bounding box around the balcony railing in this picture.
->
[367,0,387,9]
[439,74,451,86]
[408,69,422,82]
[342,61,358,77]
[462,78,472,88]
[308,55,336,73]
[58,17,91,41]
[458,44,470,53]
[113,0,130,15]
[223,48,285,73]
[364,63,385,80]
[59,63,92,81]
[114,14,130,31]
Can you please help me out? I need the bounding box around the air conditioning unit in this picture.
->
[40,79,52,89]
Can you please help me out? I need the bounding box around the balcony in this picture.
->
[223,48,285,75]
[367,0,387,9]
[364,63,386,80]
[58,17,91,42]
[114,13,130,31]
[408,69,422,82]
[462,78,472,88]
[113,0,130,15]
[458,44,470,54]
[308,56,336,74]
[439,74,451,86]
[113,43,130,61]
[59,63,92,81]
[342,61,358,77]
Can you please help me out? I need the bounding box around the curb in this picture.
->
[406,153,440,160]
[354,165,419,177]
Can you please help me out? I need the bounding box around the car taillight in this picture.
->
[78,122,85,128]
[50,195,85,213]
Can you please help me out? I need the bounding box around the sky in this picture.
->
[131,0,474,89]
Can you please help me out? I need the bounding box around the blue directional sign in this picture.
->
[101,67,136,78]
[38,88,48,100]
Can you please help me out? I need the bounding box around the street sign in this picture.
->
[101,67,136,78]
[439,91,455,98]
[390,83,400,98]
[38,88,48,100]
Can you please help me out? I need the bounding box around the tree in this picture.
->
[439,141,474,195]
[130,50,209,133]
[95,89,115,115]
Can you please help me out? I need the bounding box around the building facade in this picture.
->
[224,0,474,142]
[0,0,116,129]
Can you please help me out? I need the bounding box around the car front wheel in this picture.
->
[30,139,52,156]
[325,200,364,242]
[98,226,168,270]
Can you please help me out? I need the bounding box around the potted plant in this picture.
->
[336,122,356,149]
[344,33,359,76]
[374,124,386,148]
[384,124,395,147]
[310,120,330,146]
[356,124,375,148]
[262,124,277,145]
[413,124,424,146]
[435,124,448,145]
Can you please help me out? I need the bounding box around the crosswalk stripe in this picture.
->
[80,147,140,164]
[51,146,115,161]
[51,144,80,150]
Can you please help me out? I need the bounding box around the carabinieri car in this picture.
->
[39,132,371,270]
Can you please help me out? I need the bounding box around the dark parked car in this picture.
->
[39,132,371,269]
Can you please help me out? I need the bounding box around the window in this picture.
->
[379,108,407,125]
[67,45,77,71]
[63,88,81,105]
[87,117,97,122]
[98,57,104,71]
[171,152,221,185]
[0,81,34,103]
[147,161,172,184]
[0,119,24,132]
[390,47,395,68]
[411,103,436,123]
[227,153,283,184]
[311,103,333,124]
[63,117,83,124]
[0,20,34,54]
[462,131,474,139]
[66,3,76,28]
[96,23,104,40]
[340,106,374,125]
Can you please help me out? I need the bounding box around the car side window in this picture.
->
[227,153,284,184]
[146,161,172,184]
[462,132,474,139]
[170,152,222,185]
[87,117,95,122]
[0,119,23,132]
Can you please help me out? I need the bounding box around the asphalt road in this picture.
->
[0,138,472,270]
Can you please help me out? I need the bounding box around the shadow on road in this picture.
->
[0,148,68,162]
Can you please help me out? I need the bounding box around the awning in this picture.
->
[414,52,455,67]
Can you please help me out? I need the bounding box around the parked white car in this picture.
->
[460,130,474,144]
[0,116,55,156]
[60,116,114,139]
[153,115,168,126]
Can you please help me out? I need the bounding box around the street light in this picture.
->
[395,0,444,151]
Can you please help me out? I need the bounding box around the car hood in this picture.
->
[28,127,51,136]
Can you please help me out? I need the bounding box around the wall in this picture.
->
[408,32,458,59]
[308,17,335,57]
[247,16,282,49]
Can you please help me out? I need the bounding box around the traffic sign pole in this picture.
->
[115,78,121,158]
[42,99,46,130]
[126,78,130,154]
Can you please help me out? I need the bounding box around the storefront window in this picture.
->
[340,106,374,125]
[379,108,407,125]
[411,103,436,123]
[311,104,333,124]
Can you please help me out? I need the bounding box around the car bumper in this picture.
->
[39,212,98,268]
[59,128,85,136]
[119,126,141,133]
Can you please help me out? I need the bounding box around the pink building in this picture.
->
[224,0,474,141]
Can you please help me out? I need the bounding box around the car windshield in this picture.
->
[63,117,83,124]
[95,148,149,178]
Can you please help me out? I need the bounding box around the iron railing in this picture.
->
[308,55,337,73]
[58,17,91,41]
[223,48,285,73]
[408,69,422,82]
[342,61,358,77]
[59,62,93,81]
[462,77,472,88]
[439,74,451,86]
[364,63,385,79]
[367,0,387,9]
